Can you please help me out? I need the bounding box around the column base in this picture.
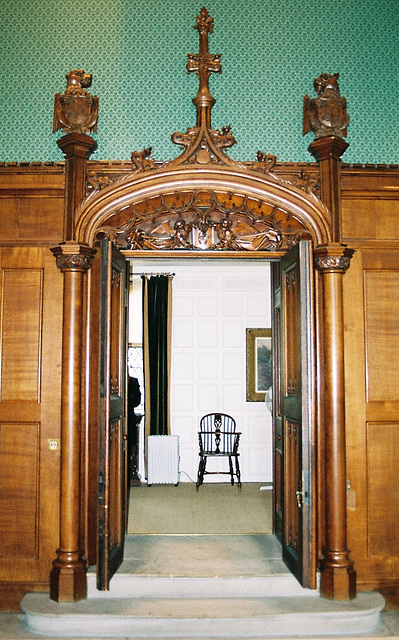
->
[50,551,87,602]
[320,561,357,600]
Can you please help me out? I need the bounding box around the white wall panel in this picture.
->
[223,352,242,379]
[198,321,218,347]
[246,295,270,316]
[197,384,219,412]
[172,384,193,411]
[223,296,243,316]
[247,415,272,443]
[173,416,194,443]
[222,384,244,411]
[198,353,218,379]
[222,321,242,347]
[173,296,194,316]
[173,320,193,347]
[173,352,194,379]
[198,296,218,316]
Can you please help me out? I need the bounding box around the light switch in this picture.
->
[48,438,60,451]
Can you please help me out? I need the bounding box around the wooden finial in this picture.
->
[53,69,98,136]
[186,7,221,127]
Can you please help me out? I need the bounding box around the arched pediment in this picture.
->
[75,165,332,252]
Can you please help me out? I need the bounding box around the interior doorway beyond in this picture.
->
[128,259,273,487]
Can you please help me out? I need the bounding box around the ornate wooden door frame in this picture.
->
[50,147,356,606]
[62,158,352,599]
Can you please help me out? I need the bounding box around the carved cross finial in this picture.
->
[187,7,221,127]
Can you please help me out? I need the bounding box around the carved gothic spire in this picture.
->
[168,8,241,168]
[187,7,221,128]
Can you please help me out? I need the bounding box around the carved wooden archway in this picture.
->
[50,7,355,604]
[75,165,331,251]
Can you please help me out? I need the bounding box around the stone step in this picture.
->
[21,577,385,639]
[86,573,310,599]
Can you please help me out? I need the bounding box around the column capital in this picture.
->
[310,135,349,162]
[51,242,96,272]
[57,132,97,159]
[314,243,354,273]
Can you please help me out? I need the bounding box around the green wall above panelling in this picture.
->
[1,0,398,164]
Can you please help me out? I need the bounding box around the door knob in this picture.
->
[296,490,303,508]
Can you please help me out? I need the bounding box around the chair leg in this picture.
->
[228,456,234,485]
[235,455,242,491]
[196,455,207,490]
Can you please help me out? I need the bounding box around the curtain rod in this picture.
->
[133,272,175,277]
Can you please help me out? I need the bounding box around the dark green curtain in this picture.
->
[142,275,172,437]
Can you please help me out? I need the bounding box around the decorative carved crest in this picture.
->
[53,69,99,135]
[249,151,277,175]
[87,172,114,193]
[303,73,349,139]
[96,189,311,252]
[131,147,157,172]
[290,168,319,195]
[171,124,237,166]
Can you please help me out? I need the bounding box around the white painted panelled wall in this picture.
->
[130,260,272,484]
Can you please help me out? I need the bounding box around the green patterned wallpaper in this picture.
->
[0,0,398,164]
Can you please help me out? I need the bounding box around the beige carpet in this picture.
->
[128,482,273,535]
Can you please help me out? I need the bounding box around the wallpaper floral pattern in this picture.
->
[0,0,398,164]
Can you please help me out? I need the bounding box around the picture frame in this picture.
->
[246,328,272,402]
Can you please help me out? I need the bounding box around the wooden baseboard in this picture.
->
[0,582,49,612]
[377,586,399,611]
[357,581,399,611]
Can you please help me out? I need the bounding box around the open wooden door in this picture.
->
[272,240,317,588]
[97,238,128,590]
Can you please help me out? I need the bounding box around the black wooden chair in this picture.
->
[196,413,241,491]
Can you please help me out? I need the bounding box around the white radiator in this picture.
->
[147,435,180,485]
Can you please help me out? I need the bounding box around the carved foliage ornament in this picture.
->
[314,255,351,272]
[314,245,354,272]
[96,189,311,252]
[170,125,237,166]
[51,243,96,272]
[303,73,349,139]
[53,69,99,135]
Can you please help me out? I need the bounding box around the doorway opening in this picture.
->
[126,257,274,539]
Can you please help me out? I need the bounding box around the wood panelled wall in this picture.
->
[0,166,64,609]
[341,166,399,593]
[0,162,398,609]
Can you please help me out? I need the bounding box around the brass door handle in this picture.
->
[296,490,303,509]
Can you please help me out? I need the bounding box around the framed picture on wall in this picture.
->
[246,328,272,402]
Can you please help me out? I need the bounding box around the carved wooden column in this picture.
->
[314,243,356,600]
[58,133,96,241]
[50,70,98,601]
[310,136,349,242]
[50,242,96,602]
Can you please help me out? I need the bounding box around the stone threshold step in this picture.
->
[21,592,385,638]
[87,574,311,599]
